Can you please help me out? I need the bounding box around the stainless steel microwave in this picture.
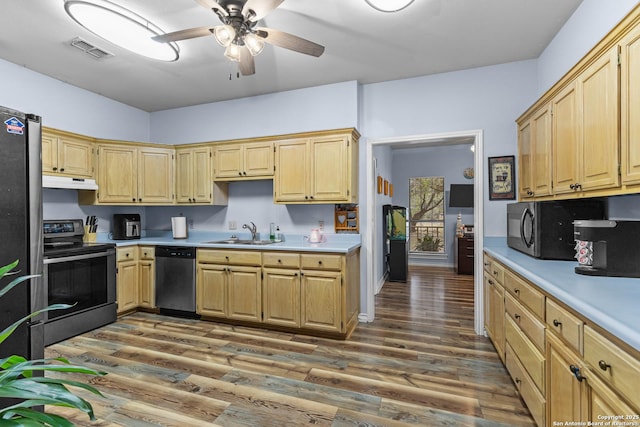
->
[506,200,606,259]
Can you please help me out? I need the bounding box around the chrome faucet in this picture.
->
[242,222,258,241]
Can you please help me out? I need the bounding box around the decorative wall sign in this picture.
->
[488,155,515,200]
[377,176,383,194]
[389,183,393,197]
[383,179,389,195]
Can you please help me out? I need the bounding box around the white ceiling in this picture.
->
[0,0,582,112]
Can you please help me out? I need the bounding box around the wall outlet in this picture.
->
[318,220,324,232]
[229,220,237,230]
[188,219,194,229]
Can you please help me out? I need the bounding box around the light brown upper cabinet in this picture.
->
[518,103,552,199]
[213,141,274,180]
[274,129,358,204]
[175,146,213,204]
[621,23,640,185]
[552,48,619,195]
[90,143,174,204]
[42,128,94,178]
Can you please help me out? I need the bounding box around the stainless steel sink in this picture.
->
[204,239,275,245]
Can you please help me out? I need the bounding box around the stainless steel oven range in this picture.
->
[42,219,116,345]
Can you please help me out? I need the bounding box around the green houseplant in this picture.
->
[0,260,105,426]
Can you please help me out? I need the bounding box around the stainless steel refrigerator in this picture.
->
[0,106,45,363]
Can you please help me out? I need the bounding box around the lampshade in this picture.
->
[214,25,236,47]
[365,0,415,12]
[64,0,179,61]
[244,33,265,56]
[224,44,241,62]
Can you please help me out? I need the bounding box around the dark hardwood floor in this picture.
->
[46,266,535,426]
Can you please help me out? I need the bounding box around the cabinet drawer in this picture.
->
[483,253,492,273]
[262,252,300,269]
[198,249,261,266]
[138,246,155,260]
[489,259,505,283]
[503,269,545,320]
[505,315,545,393]
[505,343,546,427]
[505,293,545,352]
[117,247,137,262]
[584,325,640,411]
[301,254,342,271]
[546,299,583,355]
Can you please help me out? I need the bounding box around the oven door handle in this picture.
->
[44,249,115,264]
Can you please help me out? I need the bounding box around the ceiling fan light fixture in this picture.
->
[244,33,265,56]
[214,25,236,47]
[365,0,415,12]
[224,44,242,62]
[63,0,178,61]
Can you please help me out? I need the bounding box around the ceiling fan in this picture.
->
[153,0,325,76]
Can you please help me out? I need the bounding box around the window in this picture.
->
[409,177,445,253]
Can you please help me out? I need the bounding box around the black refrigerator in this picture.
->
[0,106,45,364]
[383,205,408,282]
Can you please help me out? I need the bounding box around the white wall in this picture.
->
[360,60,538,239]
[372,144,392,287]
[537,0,639,97]
[150,81,359,143]
[0,59,149,141]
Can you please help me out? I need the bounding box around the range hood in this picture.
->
[42,175,98,190]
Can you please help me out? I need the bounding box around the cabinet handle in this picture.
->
[569,364,586,382]
[598,360,611,371]
[570,183,576,190]
[318,260,323,265]
[243,171,247,175]
[514,288,520,294]
[514,377,521,385]
[138,198,142,202]
[514,314,521,321]
[488,279,494,285]
[493,270,498,275]
[553,319,562,327]
[132,198,136,202]
[576,183,582,190]
[125,253,129,257]
[60,168,65,172]
[305,196,309,200]
[484,262,490,267]
[238,172,242,176]
[52,167,58,171]
[278,259,282,263]
[309,196,314,199]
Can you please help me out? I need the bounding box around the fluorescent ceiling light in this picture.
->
[64,0,179,61]
[365,0,415,12]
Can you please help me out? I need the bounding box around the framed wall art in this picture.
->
[488,155,515,200]
[383,179,389,195]
[377,176,383,194]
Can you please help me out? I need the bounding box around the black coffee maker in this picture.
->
[573,220,640,278]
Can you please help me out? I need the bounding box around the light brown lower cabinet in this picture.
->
[196,248,360,338]
[483,251,640,427]
[116,247,139,314]
[138,246,155,309]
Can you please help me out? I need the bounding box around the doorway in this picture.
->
[364,129,485,335]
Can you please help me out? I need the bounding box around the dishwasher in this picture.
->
[155,246,198,317]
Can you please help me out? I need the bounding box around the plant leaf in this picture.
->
[0,407,75,426]
[0,304,74,345]
[0,380,96,417]
[31,377,105,397]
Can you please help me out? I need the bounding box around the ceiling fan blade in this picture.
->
[153,26,213,43]
[195,0,227,16]
[257,27,325,57]
[239,46,256,76]
[243,0,285,21]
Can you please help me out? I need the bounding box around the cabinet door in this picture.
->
[214,144,243,178]
[587,369,636,423]
[531,104,552,197]
[97,145,138,203]
[547,332,588,424]
[621,24,640,184]
[310,135,348,201]
[517,119,533,199]
[197,264,227,317]
[138,147,174,204]
[552,81,580,194]
[244,142,274,177]
[227,266,262,322]
[192,147,212,203]
[117,259,139,314]
[42,133,58,174]
[484,274,505,361]
[58,137,94,178]
[263,268,301,328]
[274,139,309,202]
[301,270,342,333]
[175,149,193,203]
[138,259,155,308]
[578,48,620,191]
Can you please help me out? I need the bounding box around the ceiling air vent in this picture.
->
[70,37,113,59]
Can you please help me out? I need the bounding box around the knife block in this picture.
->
[83,225,97,242]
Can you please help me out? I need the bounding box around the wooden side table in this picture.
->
[455,235,474,275]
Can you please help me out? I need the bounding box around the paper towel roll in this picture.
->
[171,216,188,239]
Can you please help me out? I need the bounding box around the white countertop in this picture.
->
[484,237,640,352]
[96,230,361,254]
